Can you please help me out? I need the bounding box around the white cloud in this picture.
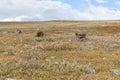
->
[0,0,84,21]
[0,16,29,22]
[0,0,120,21]
[87,5,120,20]
[115,1,120,5]
[83,0,120,20]
[95,0,107,3]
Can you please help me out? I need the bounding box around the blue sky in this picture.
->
[0,0,120,21]
[59,0,119,10]
[59,0,120,8]
[58,0,84,9]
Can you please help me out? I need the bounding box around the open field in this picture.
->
[0,21,120,80]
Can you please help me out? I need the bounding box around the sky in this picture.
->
[0,0,120,21]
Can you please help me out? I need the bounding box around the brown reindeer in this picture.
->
[36,31,44,37]
[75,33,86,41]
[16,29,22,34]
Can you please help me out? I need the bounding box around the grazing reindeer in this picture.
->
[16,29,22,34]
[75,33,86,41]
[36,31,44,37]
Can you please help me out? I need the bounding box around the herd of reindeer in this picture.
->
[15,29,87,41]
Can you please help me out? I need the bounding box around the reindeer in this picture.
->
[16,29,22,34]
[36,31,44,37]
[75,33,86,41]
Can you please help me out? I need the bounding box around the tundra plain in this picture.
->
[0,21,120,80]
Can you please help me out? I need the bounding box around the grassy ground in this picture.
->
[0,21,120,80]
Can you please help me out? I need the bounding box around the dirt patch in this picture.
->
[97,26,120,33]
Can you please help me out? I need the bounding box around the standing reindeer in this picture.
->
[16,29,22,34]
[75,33,86,41]
[36,31,44,37]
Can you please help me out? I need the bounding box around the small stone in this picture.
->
[54,61,59,65]
[0,59,4,64]
[110,69,120,77]
[73,60,80,63]
[81,67,96,73]
[116,60,120,65]
[70,60,80,67]
[5,78,14,80]
[45,58,50,62]
[54,60,65,65]
[3,51,9,55]
[2,31,8,34]
[50,56,55,59]
[68,39,72,42]
[102,57,107,60]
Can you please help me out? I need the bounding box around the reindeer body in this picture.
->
[16,29,22,34]
[75,33,86,41]
[36,31,44,37]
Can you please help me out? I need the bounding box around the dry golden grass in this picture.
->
[0,21,120,80]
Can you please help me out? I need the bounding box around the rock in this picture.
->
[54,61,59,65]
[5,78,14,80]
[0,59,4,64]
[70,60,80,66]
[3,51,9,55]
[50,55,55,59]
[2,31,8,34]
[73,60,80,64]
[116,60,120,65]
[45,58,50,62]
[81,67,96,73]
[102,57,107,60]
[81,47,91,51]
[68,39,72,42]
[110,69,120,77]
[54,60,65,65]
